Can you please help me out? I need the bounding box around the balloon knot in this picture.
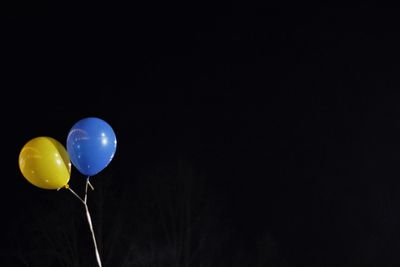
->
[64,184,70,189]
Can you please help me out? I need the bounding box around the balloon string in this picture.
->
[88,177,95,190]
[68,187,85,204]
[84,178,89,204]
[68,180,102,267]
[84,178,102,267]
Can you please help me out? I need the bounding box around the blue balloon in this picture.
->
[67,117,117,176]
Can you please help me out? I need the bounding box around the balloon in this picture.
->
[18,137,71,190]
[67,117,117,176]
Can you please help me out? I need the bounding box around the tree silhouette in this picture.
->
[10,159,282,266]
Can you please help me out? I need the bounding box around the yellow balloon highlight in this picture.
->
[19,137,71,190]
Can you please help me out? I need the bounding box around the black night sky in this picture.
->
[2,4,400,267]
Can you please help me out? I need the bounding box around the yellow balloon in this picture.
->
[19,137,71,190]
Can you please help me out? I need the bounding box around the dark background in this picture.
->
[2,3,400,266]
